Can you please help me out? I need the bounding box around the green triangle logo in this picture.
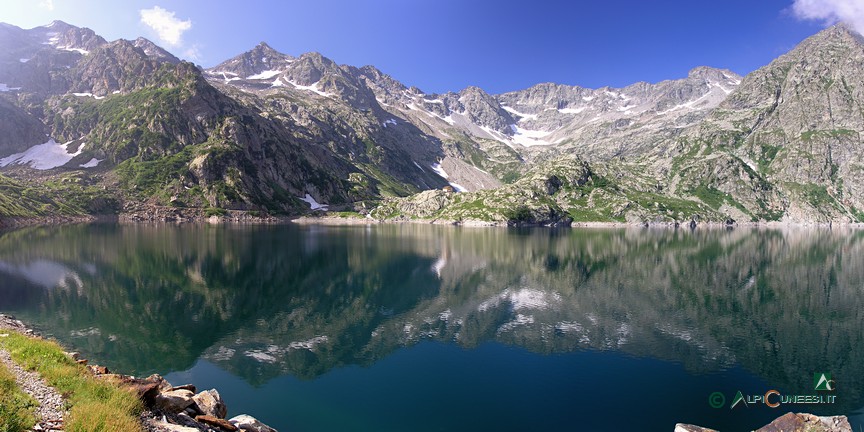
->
[814,373,834,391]
[730,390,748,409]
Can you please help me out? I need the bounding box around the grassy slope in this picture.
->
[0,331,142,432]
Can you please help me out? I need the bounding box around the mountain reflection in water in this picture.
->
[0,223,861,429]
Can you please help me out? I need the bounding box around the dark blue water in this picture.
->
[0,223,861,431]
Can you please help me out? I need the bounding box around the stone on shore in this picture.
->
[154,389,196,413]
[196,415,239,431]
[192,388,227,418]
[229,414,279,432]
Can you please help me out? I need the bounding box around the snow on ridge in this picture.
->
[246,69,282,80]
[299,193,328,210]
[0,139,85,170]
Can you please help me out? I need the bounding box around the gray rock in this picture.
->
[229,414,278,432]
[191,389,227,419]
[153,389,195,414]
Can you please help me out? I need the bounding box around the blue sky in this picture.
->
[0,0,858,94]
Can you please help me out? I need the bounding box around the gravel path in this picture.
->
[0,315,66,431]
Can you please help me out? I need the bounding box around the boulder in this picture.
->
[154,389,195,413]
[229,414,278,432]
[114,375,165,407]
[171,384,197,393]
[196,415,239,431]
[192,389,227,418]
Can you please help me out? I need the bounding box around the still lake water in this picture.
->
[0,223,862,431]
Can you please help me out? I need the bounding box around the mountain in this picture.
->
[0,21,863,224]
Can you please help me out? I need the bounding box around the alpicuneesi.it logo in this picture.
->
[708,373,837,409]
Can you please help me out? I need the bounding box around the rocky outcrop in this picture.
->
[675,412,852,432]
[88,370,281,432]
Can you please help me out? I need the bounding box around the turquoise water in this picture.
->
[0,223,861,431]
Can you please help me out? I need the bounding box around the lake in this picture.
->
[0,223,862,431]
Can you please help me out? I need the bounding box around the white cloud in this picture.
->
[183,44,202,62]
[139,6,191,47]
[38,0,54,11]
[792,0,864,35]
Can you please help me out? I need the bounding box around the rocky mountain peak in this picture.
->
[209,43,294,79]
[687,66,741,83]
[133,37,180,64]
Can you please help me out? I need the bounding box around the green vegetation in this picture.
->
[502,205,532,223]
[329,211,364,218]
[800,129,856,142]
[0,174,117,217]
[0,359,37,432]
[0,331,143,432]
[690,185,751,217]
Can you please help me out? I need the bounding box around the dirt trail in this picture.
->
[0,315,66,431]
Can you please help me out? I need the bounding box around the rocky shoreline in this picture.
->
[292,214,864,230]
[0,313,278,432]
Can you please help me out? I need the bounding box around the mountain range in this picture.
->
[1,20,863,224]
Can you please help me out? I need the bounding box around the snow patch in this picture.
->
[449,182,467,192]
[288,80,332,97]
[0,139,85,170]
[509,124,552,147]
[382,118,398,128]
[79,158,102,168]
[19,58,30,63]
[299,193,328,210]
[558,107,585,114]
[412,161,425,172]
[430,162,448,179]
[271,78,285,87]
[246,69,282,80]
[59,47,89,55]
[501,106,538,120]
[73,92,104,100]
[0,83,21,92]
